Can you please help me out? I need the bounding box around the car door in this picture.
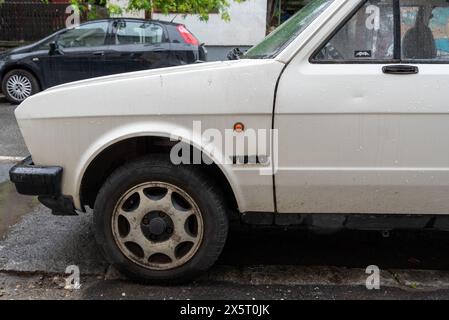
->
[44,21,110,87]
[104,19,171,74]
[275,0,449,215]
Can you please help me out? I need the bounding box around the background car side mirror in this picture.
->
[49,41,60,55]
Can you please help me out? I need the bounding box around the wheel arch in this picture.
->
[78,133,240,215]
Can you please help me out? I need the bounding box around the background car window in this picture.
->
[114,21,164,45]
[57,22,109,49]
[401,1,449,60]
[315,0,394,61]
[36,37,55,51]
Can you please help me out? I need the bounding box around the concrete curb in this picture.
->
[102,264,449,291]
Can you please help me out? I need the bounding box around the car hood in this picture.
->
[46,61,227,93]
[8,44,35,54]
[1,43,39,58]
[15,58,285,121]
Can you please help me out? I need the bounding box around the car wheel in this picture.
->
[1,69,40,104]
[94,155,229,284]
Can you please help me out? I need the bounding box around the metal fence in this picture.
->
[0,1,108,44]
[0,1,70,42]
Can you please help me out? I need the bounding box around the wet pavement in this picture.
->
[2,200,449,276]
[0,179,38,240]
[0,99,33,240]
[0,163,13,184]
[1,197,449,299]
[0,97,27,158]
[4,272,449,300]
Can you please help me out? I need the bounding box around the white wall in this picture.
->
[152,0,267,47]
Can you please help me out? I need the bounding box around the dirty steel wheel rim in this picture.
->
[112,182,204,271]
[6,74,32,101]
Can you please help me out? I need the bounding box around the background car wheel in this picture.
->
[94,155,229,284]
[1,69,40,104]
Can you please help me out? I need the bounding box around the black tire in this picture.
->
[1,69,40,104]
[94,155,229,284]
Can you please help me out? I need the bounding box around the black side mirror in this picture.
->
[227,47,243,60]
[49,41,60,55]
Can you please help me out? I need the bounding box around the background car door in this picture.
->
[44,21,111,87]
[105,20,171,74]
[275,0,449,215]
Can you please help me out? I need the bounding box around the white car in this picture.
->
[10,0,449,283]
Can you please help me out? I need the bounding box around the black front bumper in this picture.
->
[9,156,77,215]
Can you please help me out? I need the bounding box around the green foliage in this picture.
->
[129,0,244,21]
[409,282,418,289]
[44,0,245,21]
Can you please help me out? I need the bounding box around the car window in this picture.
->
[401,1,449,60]
[57,22,109,49]
[113,21,165,45]
[36,37,55,51]
[315,0,394,61]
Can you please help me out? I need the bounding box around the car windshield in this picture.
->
[243,0,335,59]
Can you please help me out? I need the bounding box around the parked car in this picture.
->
[10,0,449,283]
[0,18,206,104]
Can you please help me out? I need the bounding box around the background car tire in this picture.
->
[1,69,40,104]
[94,155,229,284]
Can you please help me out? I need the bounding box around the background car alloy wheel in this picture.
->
[2,69,39,104]
[6,74,32,101]
[112,182,204,270]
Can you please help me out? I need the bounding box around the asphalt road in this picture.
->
[0,96,28,158]
[1,97,449,300]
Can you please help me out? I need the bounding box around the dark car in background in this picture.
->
[0,18,206,104]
